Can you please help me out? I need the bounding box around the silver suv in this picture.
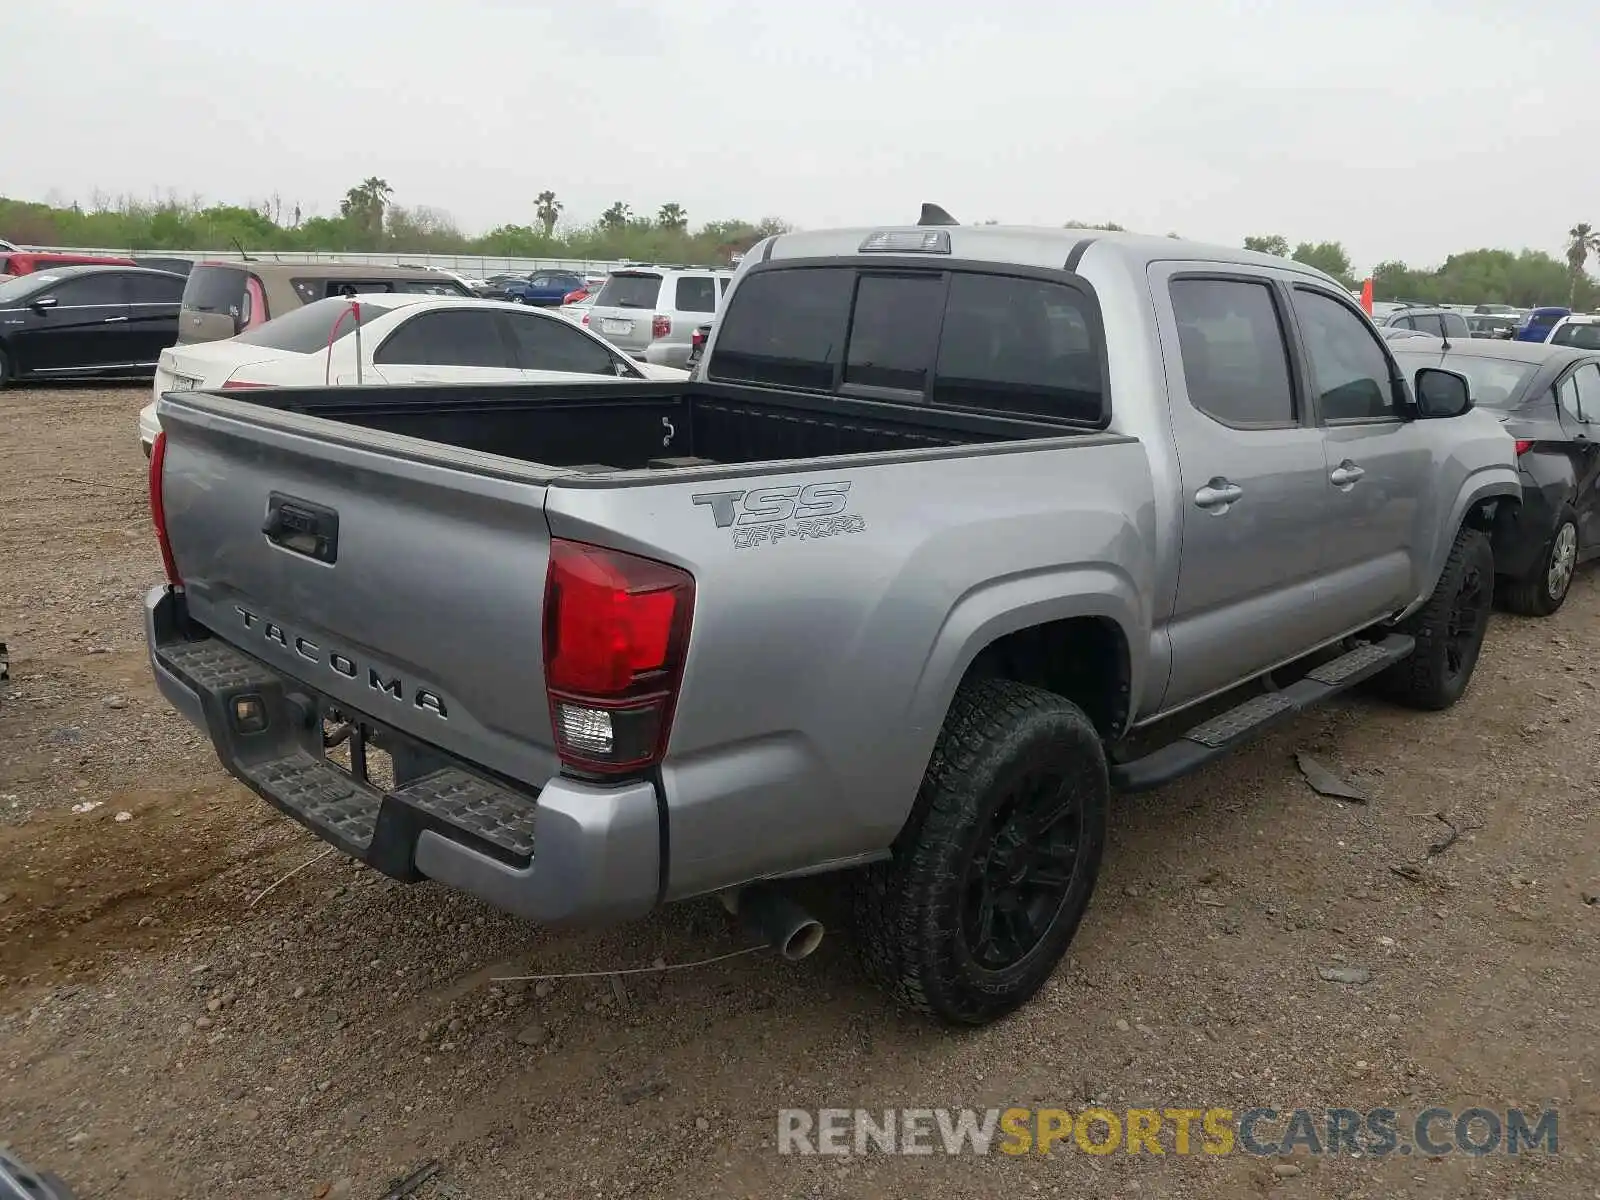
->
[586,265,731,369]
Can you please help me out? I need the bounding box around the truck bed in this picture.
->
[219,379,1080,474]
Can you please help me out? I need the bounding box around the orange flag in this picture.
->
[1360,278,1374,315]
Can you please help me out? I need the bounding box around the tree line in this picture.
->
[3,182,1596,307]
[0,181,790,266]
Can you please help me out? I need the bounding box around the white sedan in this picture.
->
[139,293,686,453]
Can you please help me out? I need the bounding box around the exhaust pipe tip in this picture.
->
[731,884,825,962]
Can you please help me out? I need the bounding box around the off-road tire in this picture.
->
[1377,526,1494,710]
[1499,510,1579,618]
[851,678,1108,1026]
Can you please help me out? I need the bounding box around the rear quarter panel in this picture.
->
[545,438,1156,899]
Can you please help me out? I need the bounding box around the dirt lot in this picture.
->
[1,384,1596,1199]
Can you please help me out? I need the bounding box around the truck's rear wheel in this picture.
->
[852,678,1107,1026]
[1377,526,1494,711]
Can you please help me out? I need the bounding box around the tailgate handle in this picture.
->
[262,492,340,564]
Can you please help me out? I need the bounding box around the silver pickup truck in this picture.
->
[144,215,1519,1025]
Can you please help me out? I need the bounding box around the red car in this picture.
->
[1,251,138,276]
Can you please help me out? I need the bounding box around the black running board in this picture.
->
[1110,634,1415,793]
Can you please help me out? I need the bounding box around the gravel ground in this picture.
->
[1,384,1596,1199]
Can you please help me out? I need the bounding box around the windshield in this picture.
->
[1398,353,1540,409]
[0,273,56,305]
[1550,323,1600,351]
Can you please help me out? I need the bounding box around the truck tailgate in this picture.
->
[157,393,561,786]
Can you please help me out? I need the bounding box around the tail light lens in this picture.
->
[581,312,590,327]
[651,314,671,339]
[1514,439,1533,455]
[563,288,587,304]
[544,539,694,775]
[691,328,707,350]
[148,431,182,588]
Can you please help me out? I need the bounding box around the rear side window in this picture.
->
[394,278,472,296]
[708,268,853,390]
[374,310,511,368]
[126,274,185,303]
[232,297,384,352]
[182,265,247,314]
[1169,278,1297,428]
[292,278,401,305]
[674,277,717,313]
[502,312,622,376]
[595,273,662,309]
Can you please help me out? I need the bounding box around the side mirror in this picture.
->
[30,296,58,311]
[1414,367,1473,418]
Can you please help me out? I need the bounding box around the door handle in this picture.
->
[103,315,129,323]
[1193,479,1243,510]
[1329,461,1365,487]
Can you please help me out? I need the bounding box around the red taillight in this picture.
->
[1515,439,1533,455]
[651,314,671,339]
[691,329,707,349]
[221,379,268,389]
[563,288,587,304]
[581,312,590,326]
[148,431,182,588]
[543,538,694,775]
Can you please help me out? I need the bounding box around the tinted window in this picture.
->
[374,310,511,367]
[394,278,472,296]
[126,273,185,304]
[232,296,390,352]
[933,273,1101,421]
[503,312,621,376]
[843,273,944,391]
[1572,364,1600,421]
[708,267,852,390]
[181,264,247,314]
[674,277,717,313]
[718,277,730,294]
[1291,288,1395,421]
[1394,316,1416,330]
[595,273,662,309]
[0,273,54,305]
[44,274,126,306]
[1527,313,1560,329]
[1551,323,1600,350]
[1170,278,1296,427]
[1441,312,1470,339]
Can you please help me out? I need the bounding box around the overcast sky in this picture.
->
[6,0,1594,271]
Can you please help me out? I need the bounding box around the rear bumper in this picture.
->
[643,341,692,370]
[144,586,659,926]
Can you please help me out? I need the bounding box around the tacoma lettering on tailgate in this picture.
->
[691,481,867,550]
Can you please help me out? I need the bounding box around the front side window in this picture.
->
[1291,288,1396,422]
[502,312,621,375]
[1169,278,1297,428]
[374,310,511,368]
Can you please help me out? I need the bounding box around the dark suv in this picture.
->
[1378,304,1472,340]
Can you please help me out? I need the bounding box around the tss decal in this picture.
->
[692,481,866,549]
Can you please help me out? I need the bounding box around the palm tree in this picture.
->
[656,202,687,233]
[340,177,393,237]
[1566,223,1600,305]
[600,201,631,232]
[535,190,562,237]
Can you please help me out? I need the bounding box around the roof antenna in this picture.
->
[231,237,255,262]
[918,203,959,227]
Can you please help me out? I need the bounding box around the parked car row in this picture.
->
[144,215,1596,1028]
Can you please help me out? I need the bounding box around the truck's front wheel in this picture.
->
[1378,526,1494,710]
[852,678,1107,1026]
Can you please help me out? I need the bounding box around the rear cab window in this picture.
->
[707,265,1106,425]
[595,273,663,310]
